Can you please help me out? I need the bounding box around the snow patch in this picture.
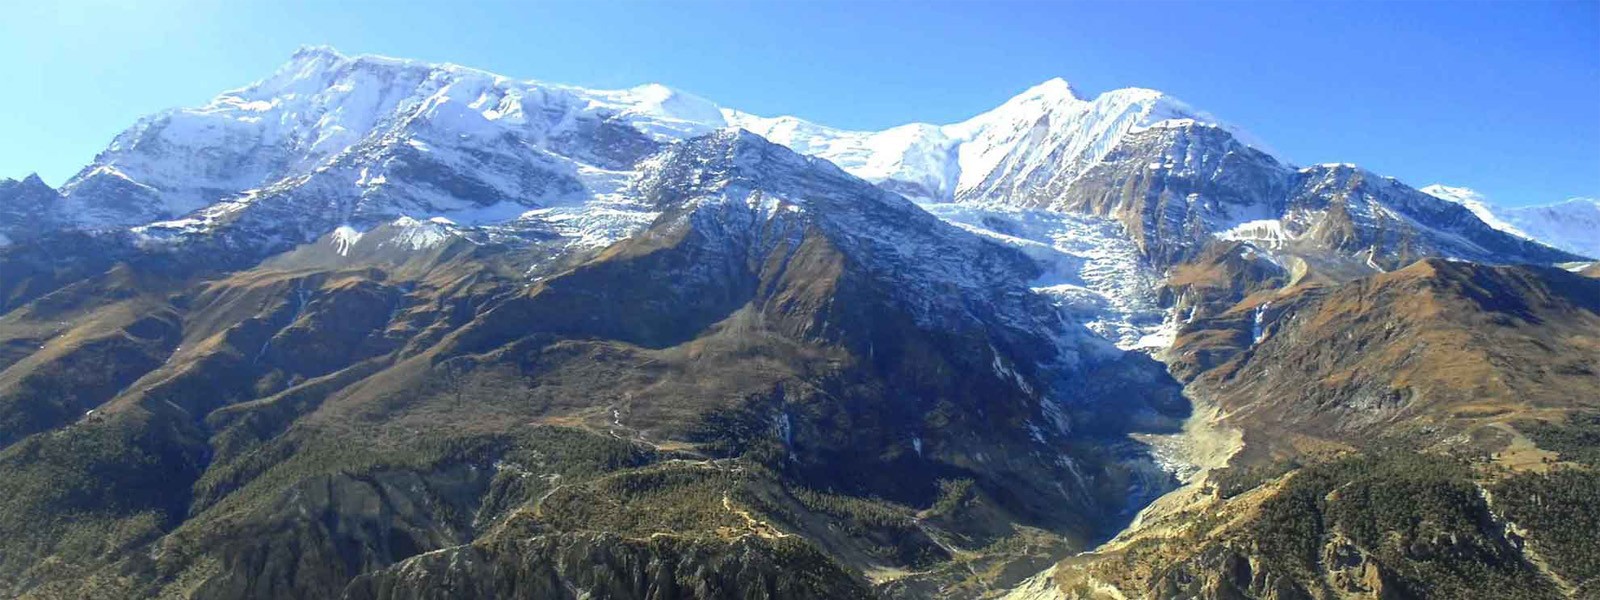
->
[385,216,455,250]
[925,203,1168,350]
[1219,219,1292,249]
[1251,301,1271,344]
[329,225,364,256]
[1421,184,1530,237]
[1424,185,1600,259]
[990,344,1035,397]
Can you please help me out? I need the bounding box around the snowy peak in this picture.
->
[1422,184,1600,259]
[1497,199,1599,260]
[54,47,1269,232]
[289,43,343,63]
[1419,184,1527,237]
[22,46,1576,274]
[617,83,727,132]
[1540,197,1600,212]
[1028,76,1082,101]
[56,46,731,230]
[949,83,1206,206]
[724,77,1267,207]
[1419,184,1483,204]
[721,111,958,201]
[636,127,878,216]
[953,77,1085,132]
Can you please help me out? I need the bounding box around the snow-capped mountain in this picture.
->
[1422,184,1599,259]
[1499,198,1600,260]
[50,47,1267,233]
[1417,185,1524,236]
[47,46,744,238]
[0,92,1193,600]
[725,77,1274,205]
[2,45,1599,600]
[631,128,1117,370]
[5,46,1583,300]
[727,90,1577,269]
[0,45,1582,357]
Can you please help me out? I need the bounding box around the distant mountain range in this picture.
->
[1420,184,1599,259]
[1,46,1583,267]
[0,47,1595,600]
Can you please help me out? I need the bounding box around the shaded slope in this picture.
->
[0,131,1188,599]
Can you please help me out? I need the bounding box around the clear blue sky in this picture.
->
[3,0,1597,206]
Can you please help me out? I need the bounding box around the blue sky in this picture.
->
[3,0,1596,206]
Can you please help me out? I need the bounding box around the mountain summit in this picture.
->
[1422,184,1600,259]
[0,46,1595,600]
[726,75,1270,205]
[10,47,1577,272]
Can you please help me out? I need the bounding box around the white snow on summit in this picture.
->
[57,46,735,231]
[1418,185,1528,238]
[31,46,1577,353]
[1423,184,1600,259]
[724,78,1273,205]
[1498,198,1600,260]
[57,45,1271,243]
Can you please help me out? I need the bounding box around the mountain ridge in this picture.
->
[0,124,1189,599]
[1421,184,1599,259]
[0,45,1596,600]
[4,46,1579,274]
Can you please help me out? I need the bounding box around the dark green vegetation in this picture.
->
[1493,469,1600,595]
[1066,452,1590,600]
[1241,454,1553,599]
[1491,412,1600,593]
[1521,411,1600,467]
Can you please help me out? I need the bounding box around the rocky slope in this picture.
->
[0,129,1192,599]
[1013,260,1600,599]
[0,47,1595,600]
[14,47,1579,273]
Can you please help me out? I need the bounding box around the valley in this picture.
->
[0,47,1594,599]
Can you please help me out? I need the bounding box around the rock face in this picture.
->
[1173,259,1600,452]
[21,46,1577,273]
[1055,124,1581,270]
[0,128,1184,599]
[0,47,1595,600]
[0,174,66,244]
